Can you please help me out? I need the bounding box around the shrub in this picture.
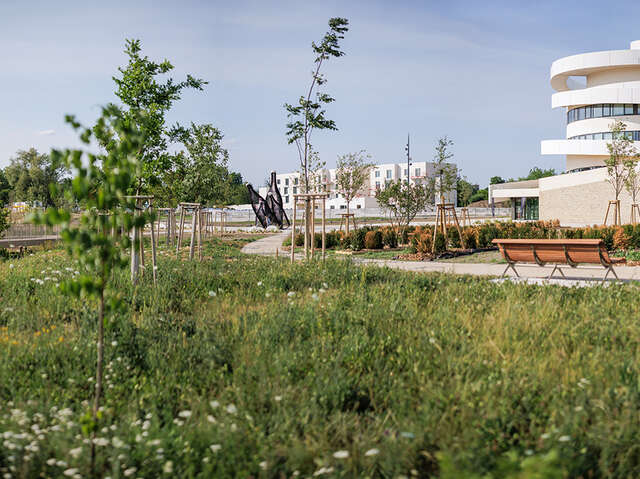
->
[414,233,432,254]
[351,228,367,251]
[461,228,477,249]
[382,228,398,248]
[613,227,630,250]
[434,232,446,254]
[449,228,461,248]
[340,232,353,250]
[295,232,304,247]
[364,230,383,249]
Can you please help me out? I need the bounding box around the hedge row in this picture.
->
[283,221,640,254]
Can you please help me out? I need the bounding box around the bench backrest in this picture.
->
[492,239,612,266]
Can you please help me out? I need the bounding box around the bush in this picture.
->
[434,232,446,254]
[294,232,304,247]
[449,228,461,249]
[339,232,353,250]
[461,228,477,249]
[613,227,630,250]
[382,228,398,248]
[351,228,367,251]
[364,230,383,250]
[414,233,432,254]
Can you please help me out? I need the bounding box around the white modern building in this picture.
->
[258,161,457,211]
[491,40,640,225]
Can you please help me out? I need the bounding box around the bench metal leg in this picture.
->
[547,264,566,280]
[501,262,519,278]
[602,265,619,283]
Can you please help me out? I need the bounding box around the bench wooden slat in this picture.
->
[491,238,623,281]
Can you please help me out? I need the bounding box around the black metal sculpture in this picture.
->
[247,172,290,229]
[265,171,290,228]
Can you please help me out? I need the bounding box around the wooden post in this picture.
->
[322,196,326,260]
[311,197,316,259]
[291,200,296,263]
[176,206,185,256]
[189,208,197,260]
[197,207,203,261]
[303,198,309,260]
[149,202,157,285]
[632,203,640,225]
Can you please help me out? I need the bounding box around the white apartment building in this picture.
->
[258,161,457,211]
[491,40,640,225]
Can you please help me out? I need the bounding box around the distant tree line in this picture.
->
[0,39,250,209]
[457,167,556,206]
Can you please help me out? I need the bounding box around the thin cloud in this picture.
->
[37,129,55,136]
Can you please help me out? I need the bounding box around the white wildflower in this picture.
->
[207,415,217,424]
[210,444,221,453]
[210,400,220,409]
[287,291,295,297]
[63,469,78,477]
[364,448,379,456]
[558,435,571,442]
[208,290,216,297]
[226,404,237,414]
[259,461,267,470]
[163,461,173,474]
[333,450,349,459]
[69,447,82,458]
[124,467,137,477]
[274,395,282,402]
[93,437,109,446]
[178,410,192,419]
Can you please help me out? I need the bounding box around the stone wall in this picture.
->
[540,180,635,226]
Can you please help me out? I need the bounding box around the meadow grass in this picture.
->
[1,238,640,477]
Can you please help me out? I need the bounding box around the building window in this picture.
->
[375,170,380,178]
[567,104,640,124]
[294,177,298,185]
[285,178,289,186]
[293,186,297,194]
[277,179,281,185]
[375,181,380,188]
[284,187,288,194]
[356,204,361,209]
[285,195,289,203]
[386,170,392,179]
[404,168,408,176]
[330,205,335,209]
[414,167,421,177]
[569,130,640,141]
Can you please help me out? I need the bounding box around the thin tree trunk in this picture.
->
[91,278,105,474]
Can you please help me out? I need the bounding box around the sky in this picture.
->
[2,0,640,188]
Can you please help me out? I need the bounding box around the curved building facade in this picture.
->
[491,40,640,225]
[543,40,640,171]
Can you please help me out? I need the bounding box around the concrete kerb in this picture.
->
[241,231,640,287]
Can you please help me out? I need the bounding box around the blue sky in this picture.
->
[2,0,640,188]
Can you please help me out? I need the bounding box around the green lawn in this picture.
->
[439,249,506,264]
[1,238,640,477]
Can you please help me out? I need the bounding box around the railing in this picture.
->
[2,223,61,239]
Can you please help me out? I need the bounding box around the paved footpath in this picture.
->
[242,232,640,282]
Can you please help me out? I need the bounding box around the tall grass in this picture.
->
[1,238,640,477]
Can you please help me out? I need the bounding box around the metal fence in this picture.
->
[3,223,62,239]
[221,206,511,224]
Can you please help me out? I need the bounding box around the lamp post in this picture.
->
[404,133,412,226]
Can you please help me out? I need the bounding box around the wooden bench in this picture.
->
[492,238,625,281]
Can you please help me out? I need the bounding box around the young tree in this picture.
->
[375,180,435,232]
[0,207,9,237]
[0,169,10,206]
[606,121,638,223]
[32,106,151,472]
[456,176,477,207]
[4,148,69,206]
[335,150,373,227]
[106,39,207,195]
[284,17,349,193]
[179,123,230,205]
[433,136,458,204]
